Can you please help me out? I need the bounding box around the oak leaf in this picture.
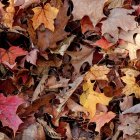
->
[84,65,110,81]
[71,0,107,26]
[118,114,140,137]
[90,111,116,132]
[80,80,112,118]
[121,75,140,98]
[102,8,137,42]
[0,46,27,65]
[0,94,24,135]
[31,3,59,31]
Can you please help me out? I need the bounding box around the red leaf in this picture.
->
[80,16,94,34]
[94,37,113,50]
[0,46,27,65]
[0,94,24,135]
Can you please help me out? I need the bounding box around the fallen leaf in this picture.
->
[84,65,110,81]
[102,8,137,41]
[93,37,114,50]
[121,68,140,77]
[37,0,69,50]
[21,49,38,66]
[0,46,27,65]
[107,0,124,9]
[0,94,24,135]
[122,103,140,114]
[119,27,140,45]
[121,75,140,98]
[124,42,140,60]
[2,0,15,28]
[120,96,133,111]
[118,114,140,137]
[31,3,59,31]
[14,0,40,9]
[80,80,112,118]
[80,16,94,34]
[67,45,94,74]
[71,0,107,26]
[90,111,116,132]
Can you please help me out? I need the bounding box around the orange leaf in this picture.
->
[0,46,27,65]
[94,37,113,50]
[31,3,59,31]
[91,111,116,132]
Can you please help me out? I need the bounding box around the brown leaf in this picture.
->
[71,0,106,26]
[102,8,137,41]
[37,0,69,50]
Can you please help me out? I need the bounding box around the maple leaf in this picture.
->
[67,45,94,74]
[102,8,137,41]
[0,46,27,65]
[121,75,140,98]
[37,0,69,50]
[90,111,116,132]
[80,80,112,118]
[0,94,24,135]
[31,3,59,31]
[84,65,110,81]
[71,0,107,26]
[2,0,15,28]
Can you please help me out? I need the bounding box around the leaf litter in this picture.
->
[0,0,140,139]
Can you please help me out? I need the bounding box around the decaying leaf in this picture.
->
[80,80,112,118]
[91,111,116,132]
[121,75,140,98]
[0,94,24,135]
[84,65,110,81]
[31,3,59,31]
[71,0,107,26]
[118,114,140,137]
[102,8,137,41]
[107,0,124,9]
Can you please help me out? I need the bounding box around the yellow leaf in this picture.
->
[80,80,112,118]
[2,0,15,28]
[31,3,59,31]
[121,75,140,98]
[84,65,110,81]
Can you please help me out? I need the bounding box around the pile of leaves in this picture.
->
[0,0,140,139]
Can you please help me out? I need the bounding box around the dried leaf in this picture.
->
[31,3,59,31]
[122,103,140,114]
[71,0,107,26]
[90,111,116,132]
[2,0,15,28]
[118,114,140,137]
[102,8,137,41]
[80,80,112,118]
[84,65,110,81]
[121,75,140,98]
